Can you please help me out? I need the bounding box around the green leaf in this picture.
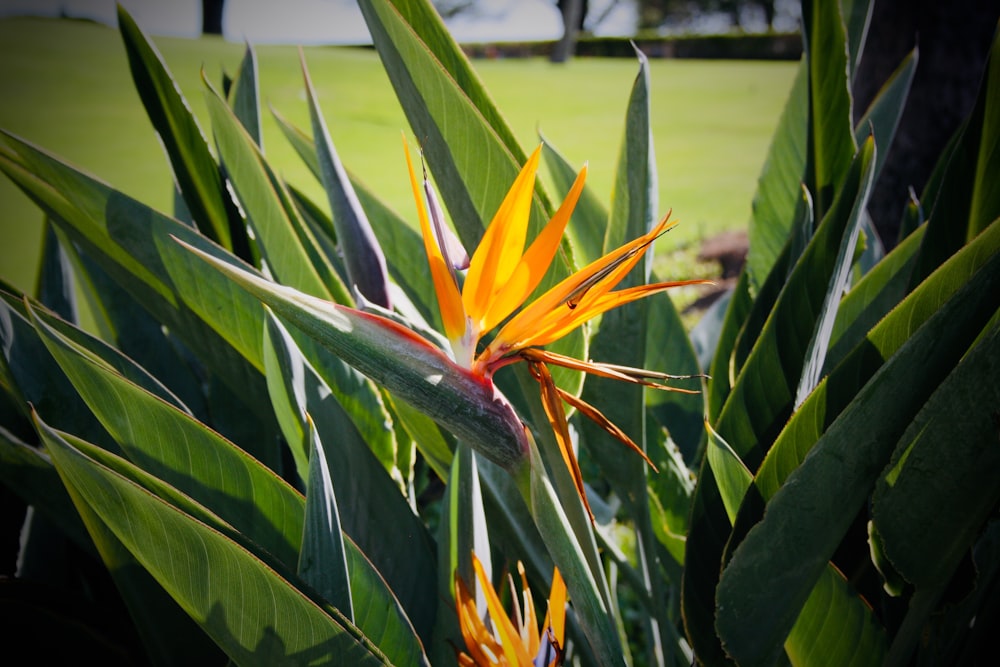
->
[519,436,626,666]
[714,245,1000,666]
[794,133,876,405]
[116,5,233,249]
[540,135,607,266]
[368,0,530,176]
[802,0,857,219]
[746,59,808,291]
[300,52,391,309]
[704,422,752,524]
[853,48,918,182]
[872,321,1000,590]
[704,271,752,423]
[0,292,112,450]
[29,301,305,569]
[645,429,695,570]
[717,136,876,465]
[202,74,349,304]
[0,425,92,554]
[228,44,262,148]
[913,27,1000,284]
[645,285,707,461]
[0,131,275,426]
[299,421,354,621]
[35,221,77,322]
[783,566,887,666]
[37,417,390,666]
[262,310,437,644]
[825,223,924,369]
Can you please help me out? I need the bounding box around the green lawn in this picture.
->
[0,16,796,296]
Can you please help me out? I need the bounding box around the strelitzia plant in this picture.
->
[1,0,998,665]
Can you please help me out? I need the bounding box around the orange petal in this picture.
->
[520,348,703,394]
[472,553,533,666]
[463,146,542,332]
[455,572,505,666]
[522,277,714,353]
[529,361,593,519]
[543,567,567,657]
[477,163,588,335]
[488,215,676,355]
[404,136,467,345]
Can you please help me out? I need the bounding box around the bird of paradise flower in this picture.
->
[404,139,710,515]
[455,552,567,667]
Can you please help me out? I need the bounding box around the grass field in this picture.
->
[0,16,796,297]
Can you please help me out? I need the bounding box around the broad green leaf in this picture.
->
[432,444,490,665]
[37,418,390,666]
[228,44,262,148]
[262,310,437,644]
[717,136,875,466]
[28,304,190,414]
[872,321,1000,589]
[202,74,348,304]
[802,0,857,219]
[301,52,391,309]
[370,0,531,179]
[29,302,306,569]
[783,566,887,666]
[0,425,92,554]
[62,234,212,428]
[686,138,873,664]
[746,59,808,291]
[704,422,752,524]
[0,291,112,450]
[853,48,918,182]
[753,218,1000,501]
[794,133,876,406]
[825,223,924,370]
[518,435,626,667]
[840,0,873,78]
[577,49,683,663]
[645,285,707,461]
[714,247,1000,666]
[912,27,1000,284]
[645,430,695,570]
[358,0,531,249]
[704,271,752,423]
[736,187,812,379]
[30,426,226,666]
[0,131,275,425]
[36,221,77,322]
[299,422,354,621]
[116,5,233,249]
[540,135,607,266]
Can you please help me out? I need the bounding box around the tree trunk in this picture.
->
[852,0,998,247]
[551,0,587,63]
[202,0,225,36]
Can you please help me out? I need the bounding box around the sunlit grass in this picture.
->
[0,16,795,297]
